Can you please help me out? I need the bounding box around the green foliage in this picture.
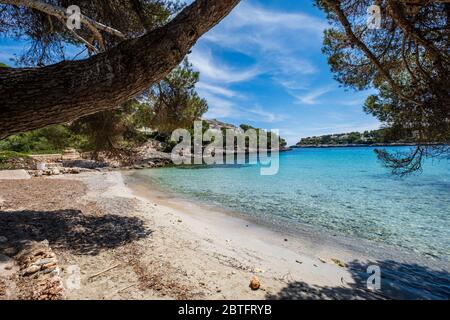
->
[297,129,415,146]
[71,59,207,156]
[0,125,87,154]
[239,124,255,131]
[0,151,30,169]
[149,59,208,134]
[70,100,152,158]
[0,151,29,161]
[317,0,449,145]
[0,62,8,68]
[0,1,184,66]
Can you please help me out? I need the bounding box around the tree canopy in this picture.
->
[0,0,241,138]
[318,0,449,173]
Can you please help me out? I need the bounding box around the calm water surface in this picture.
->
[135,147,450,262]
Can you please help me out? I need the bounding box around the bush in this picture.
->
[0,125,88,154]
[0,151,29,161]
[0,151,31,170]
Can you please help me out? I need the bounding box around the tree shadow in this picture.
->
[0,209,152,255]
[266,259,450,300]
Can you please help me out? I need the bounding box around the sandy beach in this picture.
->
[1,171,447,300]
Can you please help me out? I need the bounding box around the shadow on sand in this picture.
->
[267,259,450,300]
[0,209,152,255]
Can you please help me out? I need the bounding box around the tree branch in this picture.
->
[0,0,126,49]
[324,0,422,106]
[0,0,241,138]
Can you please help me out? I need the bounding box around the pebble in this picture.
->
[331,258,346,268]
[23,265,41,276]
[249,276,261,290]
[0,236,8,243]
[42,262,57,270]
[32,258,57,266]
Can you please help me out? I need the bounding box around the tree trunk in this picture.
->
[0,0,241,138]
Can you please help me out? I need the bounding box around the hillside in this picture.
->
[296,129,416,147]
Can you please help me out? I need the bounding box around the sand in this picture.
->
[2,171,442,300]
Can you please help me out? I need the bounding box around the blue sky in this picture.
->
[188,0,381,144]
[0,0,381,145]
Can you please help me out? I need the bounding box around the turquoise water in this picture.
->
[136,147,450,261]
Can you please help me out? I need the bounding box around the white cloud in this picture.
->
[202,93,237,119]
[201,88,284,124]
[200,1,326,92]
[294,85,335,105]
[203,1,327,53]
[196,82,238,98]
[189,49,261,84]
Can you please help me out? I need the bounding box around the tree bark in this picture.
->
[0,0,241,138]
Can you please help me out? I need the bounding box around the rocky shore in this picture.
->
[15,144,174,178]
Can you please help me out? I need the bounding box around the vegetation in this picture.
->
[0,151,31,170]
[239,124,288,149]
[0,125,87,154]
[0,150,29,161]
[317,0,450,173]
[0,1,209,158]
[0,0,240,138]
[297,129,416,146]
[148,60,208,134]
[0,59,207,158]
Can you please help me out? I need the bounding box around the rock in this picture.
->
[33,258,57,267]
[331,258,346,268]
[41,267,57,274]
[3,247,19,257]
[249,276,261,290]
[23,265,41,276]
[0,236,7,243]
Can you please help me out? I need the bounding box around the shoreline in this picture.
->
[292,143,441,149]
[1,171,449,299]
[126,170,450,300]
